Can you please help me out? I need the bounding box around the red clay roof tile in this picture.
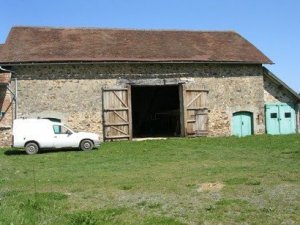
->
[0,26,273,64]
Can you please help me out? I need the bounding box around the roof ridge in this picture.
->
[11,26,237,33]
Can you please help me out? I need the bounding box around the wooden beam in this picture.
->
[127,85,133,140]
[112,110,128,123]
[113,91,128,107]
[106,135,130,139]
[186,89,209,92]
[186,93,202,108]
[109,126,128,135]
[103,88,128,91]
[104,123,129,126]
[187,107,208,110]
[103,108,129,111]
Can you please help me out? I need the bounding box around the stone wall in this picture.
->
[13,79,116,138]
[6,63,264,143]
[12,63,262,80]
[193,76,265,136]
[0,85,13,147]
[264,75,298,103]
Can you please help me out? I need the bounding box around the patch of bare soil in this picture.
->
[197,182,224,192]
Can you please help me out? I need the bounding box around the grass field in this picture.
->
[0,135,299,225]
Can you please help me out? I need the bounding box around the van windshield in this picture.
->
[64,125,75,133]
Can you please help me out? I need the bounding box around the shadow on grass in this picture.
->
[4,148,82,156]
[4,149,26,156]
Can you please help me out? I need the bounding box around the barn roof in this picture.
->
[0,26,273,64]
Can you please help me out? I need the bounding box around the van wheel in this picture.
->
[25,142,39,155]
[80,140,93,151]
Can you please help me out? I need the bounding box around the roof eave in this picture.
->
[0,60,273,66]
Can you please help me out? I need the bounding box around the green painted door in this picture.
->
[265,105,280,135]
[265,103,296,135]
[232,112,253,137]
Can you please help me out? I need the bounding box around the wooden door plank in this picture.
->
[102,87,131,141]
[104,123,129,126]
[103,108,129,111]
[127,85,133,140]
[183,87,209,137]
[112,110,128,123]
[186,93,202,108]
[113,90,128,107]
[110,126,128,135]
[103,88,128,91]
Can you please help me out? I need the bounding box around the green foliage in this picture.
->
[0,134,299,224]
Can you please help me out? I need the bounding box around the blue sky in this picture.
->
[1,0,299,92]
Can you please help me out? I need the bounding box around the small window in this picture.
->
[285,112,291,118]
[0,112,5,119]
[53,125,62,134]
[270,113,277,118]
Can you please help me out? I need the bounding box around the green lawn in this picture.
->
[0,135,299,225]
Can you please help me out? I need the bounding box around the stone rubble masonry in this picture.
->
[263,75,298,103]
[193,75,265,135]
[0,73,13,147]
[4,63,265,144]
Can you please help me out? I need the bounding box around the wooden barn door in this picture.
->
[181,86,209,136]
[102,87,132,141]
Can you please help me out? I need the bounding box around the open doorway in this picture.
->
[131,85,181,138]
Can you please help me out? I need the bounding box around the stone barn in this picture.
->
[0,26,299,146]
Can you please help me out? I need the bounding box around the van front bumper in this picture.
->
[94,140,101,148]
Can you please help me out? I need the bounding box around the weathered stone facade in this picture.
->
[193,75,265,136]
[0,84,13,147]
[13,79,116,137]
[3,63,264,143]
[264,75,297,103]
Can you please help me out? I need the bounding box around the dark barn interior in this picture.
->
[131,85,181,137]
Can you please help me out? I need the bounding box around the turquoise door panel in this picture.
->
[265,105,280,134]
[279,104,296,134]
[265,103,296,135]
[241,112,252,136]
[232,112,253,137]
[232,114,242,137]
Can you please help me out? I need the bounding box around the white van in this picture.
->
[13,118,100,154]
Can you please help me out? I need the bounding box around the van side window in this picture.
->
[53,125,62,134]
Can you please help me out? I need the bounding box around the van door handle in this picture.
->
[54,136,57,138]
